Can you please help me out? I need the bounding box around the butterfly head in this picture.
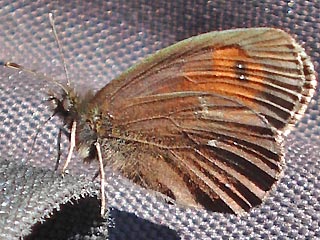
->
[48,85,81,125]
[49,85,109,162]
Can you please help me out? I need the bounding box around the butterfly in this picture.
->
[4,26,317,216]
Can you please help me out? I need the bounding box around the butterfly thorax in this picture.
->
[76,104,114,163]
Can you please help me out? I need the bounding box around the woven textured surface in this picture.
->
[0,1,319,239]
[0,159,108,239]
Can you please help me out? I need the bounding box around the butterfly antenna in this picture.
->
[28,113,56,154]
[49,12,71,87]
[3,62,69,94]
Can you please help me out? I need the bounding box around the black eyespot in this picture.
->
[235,61,247,81]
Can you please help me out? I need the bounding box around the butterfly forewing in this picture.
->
[95,28,316,133]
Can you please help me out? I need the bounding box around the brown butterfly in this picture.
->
[4,25,317,216]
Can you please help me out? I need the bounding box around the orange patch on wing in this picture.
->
[181,46,267,109]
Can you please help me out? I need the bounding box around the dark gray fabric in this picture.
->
[0,159,108,239]
[0,0,319,239]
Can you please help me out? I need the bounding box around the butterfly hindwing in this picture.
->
[99,92,284,214]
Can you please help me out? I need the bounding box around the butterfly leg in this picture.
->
[94,141,106,217]
[54,126,71,170]
[54,127,62,170]
[61,120,76,174]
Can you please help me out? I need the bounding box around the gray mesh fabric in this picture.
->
[0,1,319,239]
